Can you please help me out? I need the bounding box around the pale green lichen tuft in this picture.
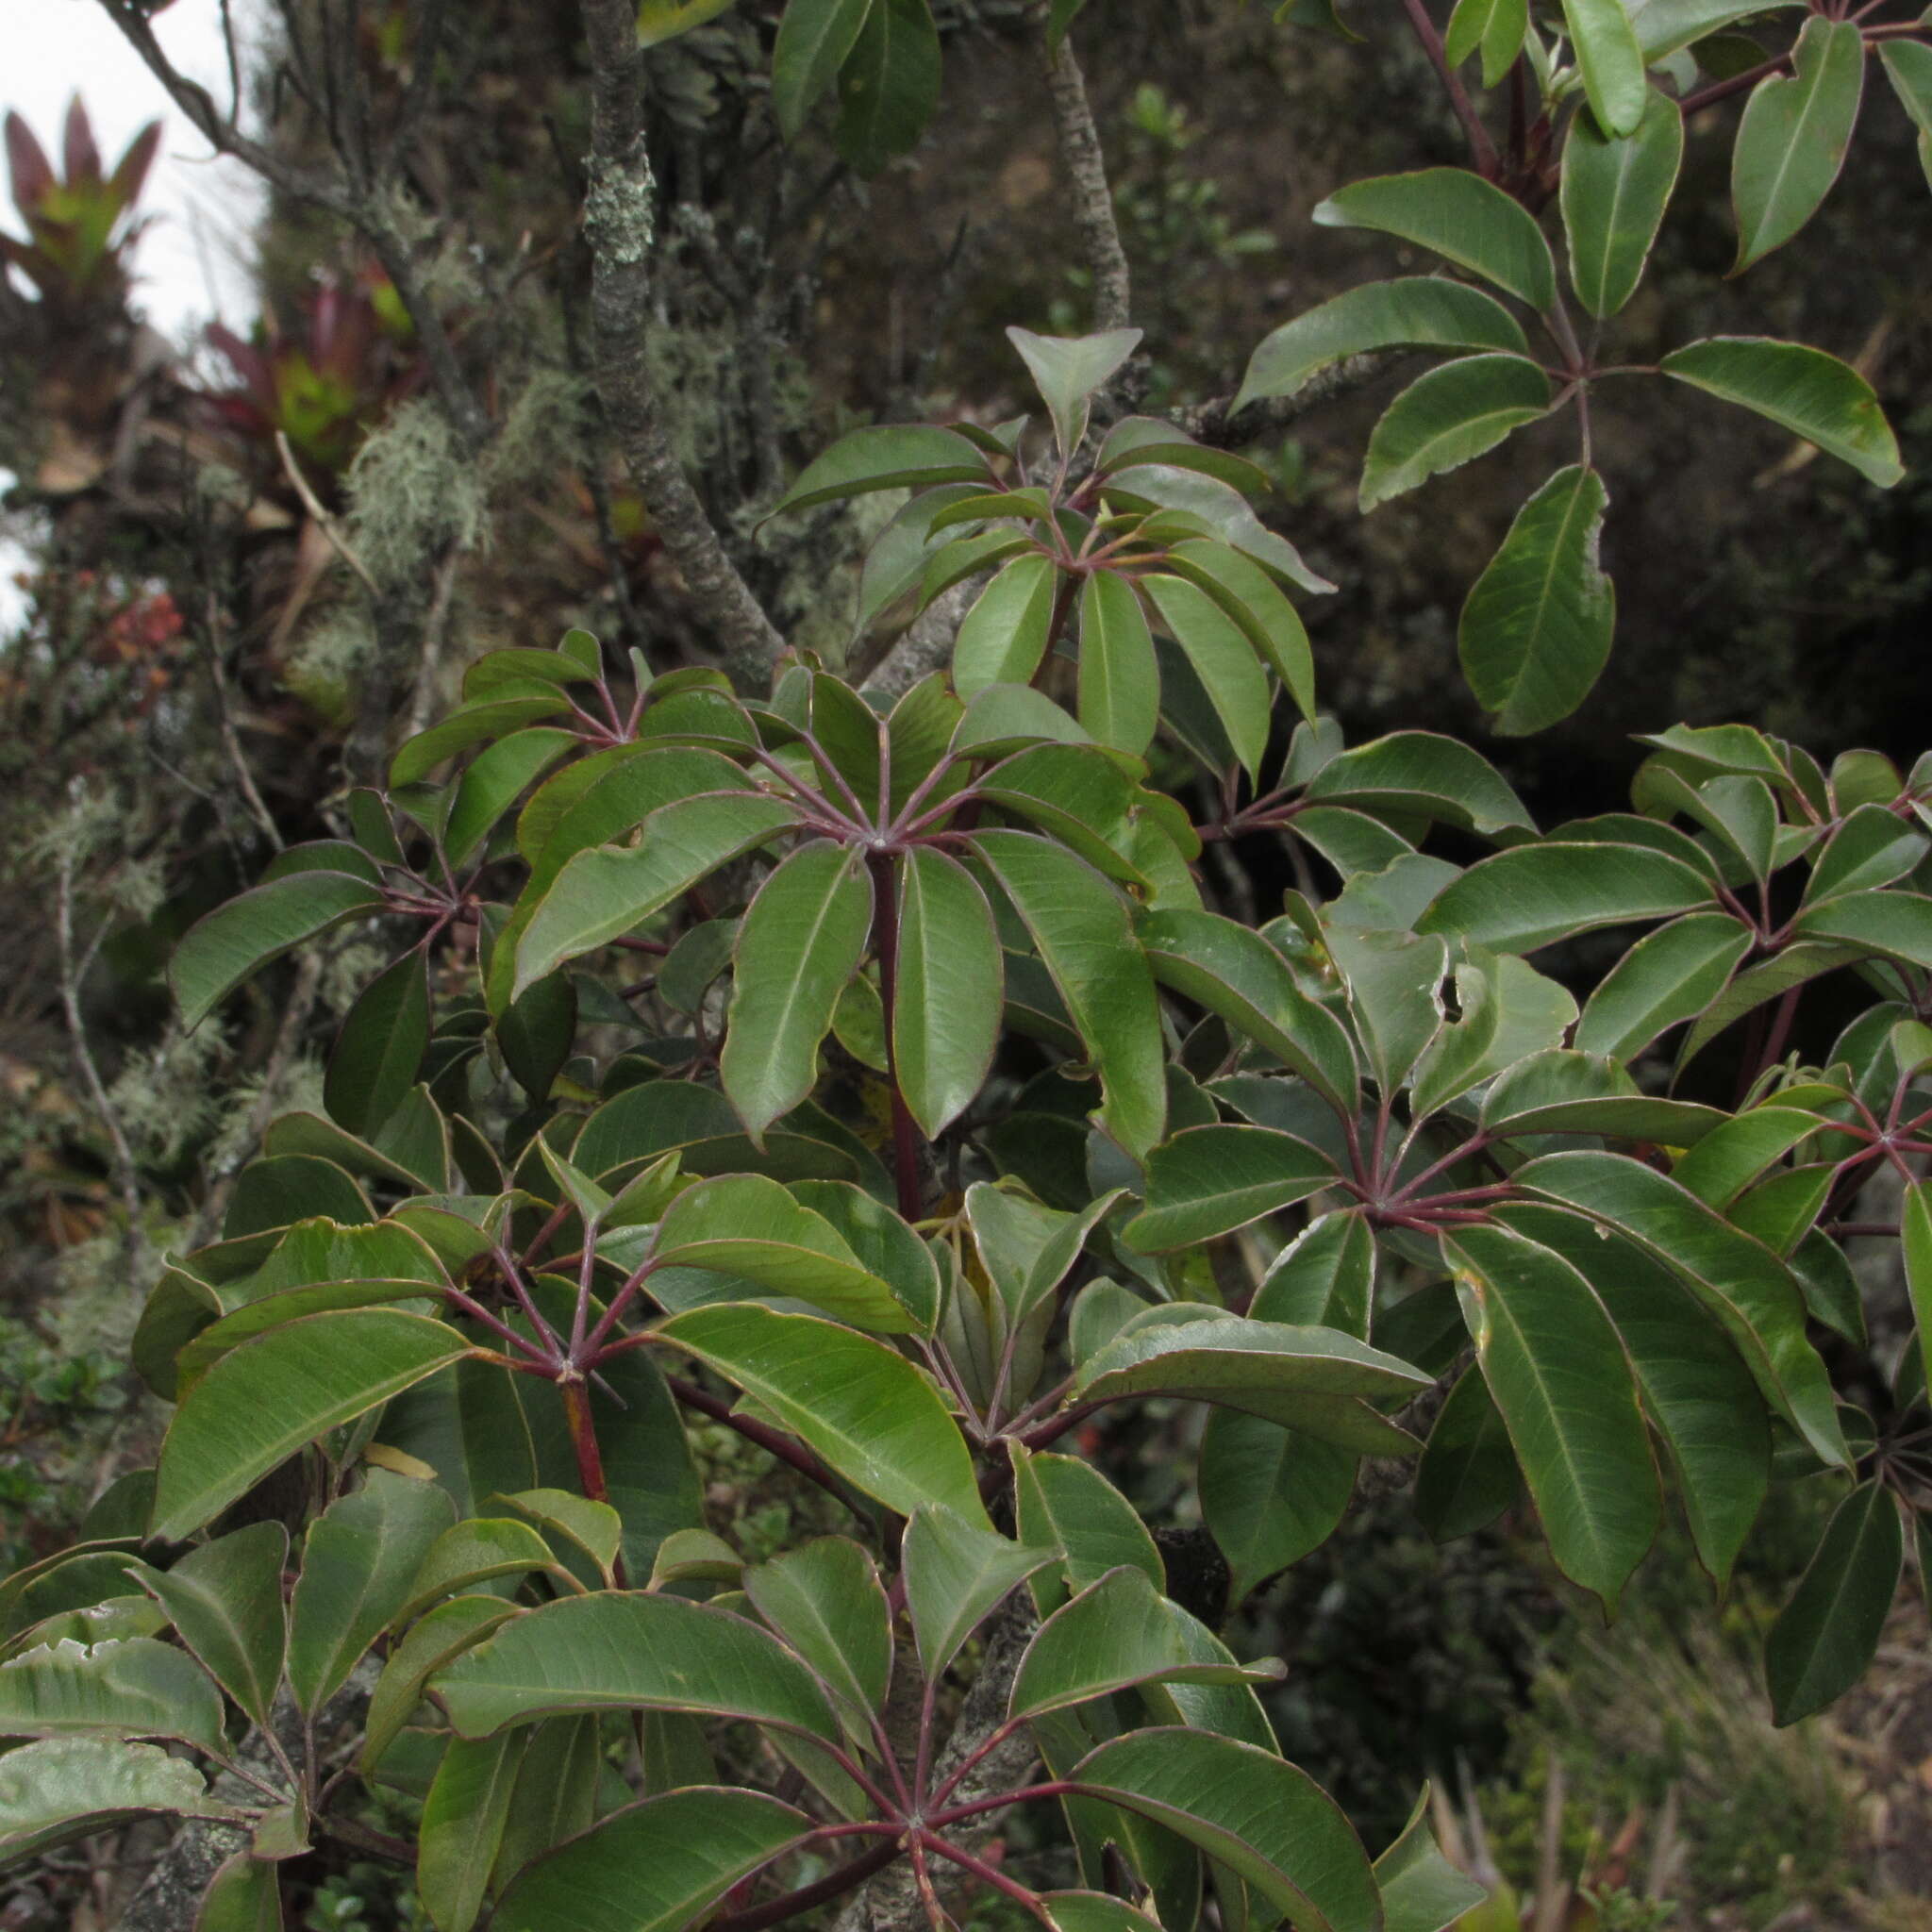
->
[344,398,491,587]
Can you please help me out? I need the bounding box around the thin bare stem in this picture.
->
[1033,2,1131,332]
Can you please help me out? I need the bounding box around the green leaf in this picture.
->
[1312,168,1557,309]
[490,1715,602,1894]
[1414,1366,1521,1541]
[419,1732,524,1932]
[1561,0,1649,136]
[1235,277,1527,412]
[1163,540,1317,722]
[1444,0,1528,86]
[976,742,1146,885]
[1515,1151,1849,1469]
[894,847,1004,1140]
[444,728,576,871]
[172,872,383,1032]
[1141,575,1272,776]
[1765,1481,1902,1724]
[1561,86,1684,316]
[1099,465,1336,594]
[741,1538,891,1724]
[0,1738,243,1868]
[1421,837,1711,953]
[1660,337,1901,488]
[288,1470,456,1714]
[1674,941,1862,1074]
[1008,326,1143,456]
[1729,17,1864,272]
[1200,1412,1356,1601]
[1443,1224,1660,1611]
[833,0,941,173]
[1124,1126,1337,1251]
[656,1302,987,1521]
[1302,730,1532,836]
[1573,913,1754,1059]
[1137,908,1357,1112]
[974,830,1166,1158]
[491,1788,810,1932]
[1077,570,1159,760]
[1070,1729,1379,1932]
[792,1179,942,1332]
[1358,354,1549,511]
[151,1313,471,1542]
[0,1635,226,1753]
[1629,0,1802,60]
[433,1591,841,1740]
[1012,1565,1284,1721]
[1412,947,1578,1115]
[325,950,431,1138]
[1374,1789,1491,1932]
[390,691,574,788]
[637,0,740,45]
[904,1505,1058,1678]
[1802,802,1928,907]
[497,1489,624,1581]
[514,792,795,997]
[769,423,990,517]
[1670,1105,1822,1210]
[1791,890,1932,968]
[721,841,873,1140]
[1503,1204,1769,1588]
[360,1598,515,1771]
[1904,1181,1932,1417]
[1010,1446,1164,1611]
[1252,1211,1375,1337]
[1070,1311,1430,1451]
[1879,39,1932,188]
[1043,1895,1165,1932]
[772,0,874,137]
[136,1524,287,1728]
[652,1174,913,1332]
[1326,926,1449,1095]
[954,553,1060,699]
[393,1518,575,1627]
[1458,464,1616,735]
[196,1853,284,1931]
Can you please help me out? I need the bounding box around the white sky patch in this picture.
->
[4,2,268,627]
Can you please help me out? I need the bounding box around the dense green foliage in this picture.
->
[6,0,1932,1927]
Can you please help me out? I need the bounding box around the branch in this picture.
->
[1399,0,1498,176]
[1168,348,1409,448]
[54,835,148,1276]
[832,1598,1041,1932]
[1032,3,1130,332]
[858,575,989,706]
[575,0,787,694]
[92,0,353,213]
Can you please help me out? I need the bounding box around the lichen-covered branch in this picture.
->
[576,0,787,694]
[1168,349,1409,448]
[1034,4,1130,334]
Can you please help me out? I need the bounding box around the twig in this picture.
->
[1400,0,1499,175]
[1032,3,1130,332]
[275,432,382,599]
[575,0,787,694]
[404,544,462,740]
[202,595,284,854]
[53,833,148,1274]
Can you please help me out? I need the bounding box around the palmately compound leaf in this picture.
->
[1458,465,1615,736]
